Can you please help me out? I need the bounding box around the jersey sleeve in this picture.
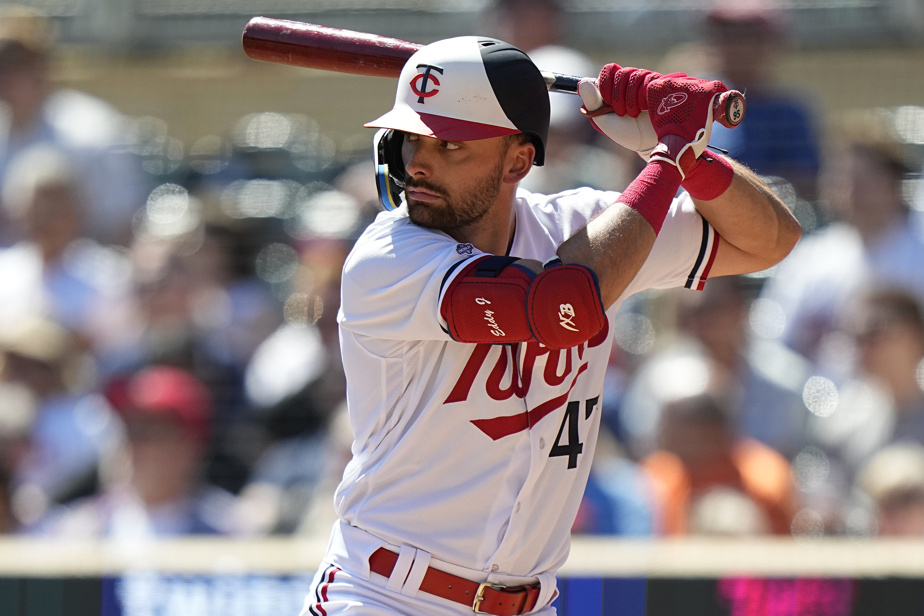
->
[618,191,718,299]
[339,214,483,341]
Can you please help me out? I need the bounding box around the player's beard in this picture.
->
[405,156,505,232]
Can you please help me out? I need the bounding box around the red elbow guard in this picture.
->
[441,256,535,344]
[441,258,607,349]
[527,264,607,349]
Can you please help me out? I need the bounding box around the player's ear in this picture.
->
[503,140,535,185]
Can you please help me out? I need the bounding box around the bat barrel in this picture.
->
[242,17,421,78]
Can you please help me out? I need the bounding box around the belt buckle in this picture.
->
[473,581,507,614]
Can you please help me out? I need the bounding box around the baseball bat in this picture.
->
[241,16,745,128]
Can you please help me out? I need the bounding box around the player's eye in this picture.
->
[442,141,462,150]
[404,133,419,143]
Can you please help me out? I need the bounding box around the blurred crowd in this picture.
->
[2,0,924,548]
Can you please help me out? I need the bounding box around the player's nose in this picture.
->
[403,135,437,177]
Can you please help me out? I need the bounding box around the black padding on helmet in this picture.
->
[373,129,405,211]
[479,39,550,166]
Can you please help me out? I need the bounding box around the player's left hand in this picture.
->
[595,64,665,118]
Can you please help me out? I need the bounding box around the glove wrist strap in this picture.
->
[616,160,682,235]
[648,136,699,179]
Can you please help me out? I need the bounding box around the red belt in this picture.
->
[368,547,541,615]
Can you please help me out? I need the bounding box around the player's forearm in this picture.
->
[693,159,802,276]
[558,160,683,308]
[556,200,656,309]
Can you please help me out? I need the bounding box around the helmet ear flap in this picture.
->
[373,129,406,211]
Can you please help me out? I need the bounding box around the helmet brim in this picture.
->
[364,106,521,142]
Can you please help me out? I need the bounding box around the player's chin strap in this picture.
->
[373,128,406,211]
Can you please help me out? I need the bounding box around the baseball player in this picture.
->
[301,36,801,616]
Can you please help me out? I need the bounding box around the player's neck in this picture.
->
[447,190,517,255]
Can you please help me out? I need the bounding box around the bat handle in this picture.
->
[542,71,581,94]
[544,72,746,130]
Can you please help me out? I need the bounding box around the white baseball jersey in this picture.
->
[331,186,716,578]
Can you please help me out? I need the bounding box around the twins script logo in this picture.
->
[456,243,475,255]
[445,319,610,442]
[410,64,443,104]
[657,92,688,115]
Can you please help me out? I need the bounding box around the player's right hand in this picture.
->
[645,74,729,178]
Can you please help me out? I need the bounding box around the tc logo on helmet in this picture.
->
[410,64,443,104]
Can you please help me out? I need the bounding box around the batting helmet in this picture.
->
[365,36,550,210]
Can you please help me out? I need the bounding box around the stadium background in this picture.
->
[2,0,924,615]
[37,0,924,159]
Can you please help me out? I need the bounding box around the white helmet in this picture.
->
[365,36,550,210]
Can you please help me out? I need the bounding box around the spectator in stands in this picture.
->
[856,443,924,537]
[0,144,135,359]
[37,365,231,538]
[809,289,924,485]
[0,4,147,246]
[118,189,283,376]
[640,392,797,536]
[759,108,923,365]
[0,316,121,529]
[682,277,810,459]
[230,399,353,538]
[104,200,287,495]
[691,0,823,202]
[617,276,811,461]
[571,424,657,537]
[230,189,362,535]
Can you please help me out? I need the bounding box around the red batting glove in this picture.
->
[645,74,729,179]
[596,64,664,118]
